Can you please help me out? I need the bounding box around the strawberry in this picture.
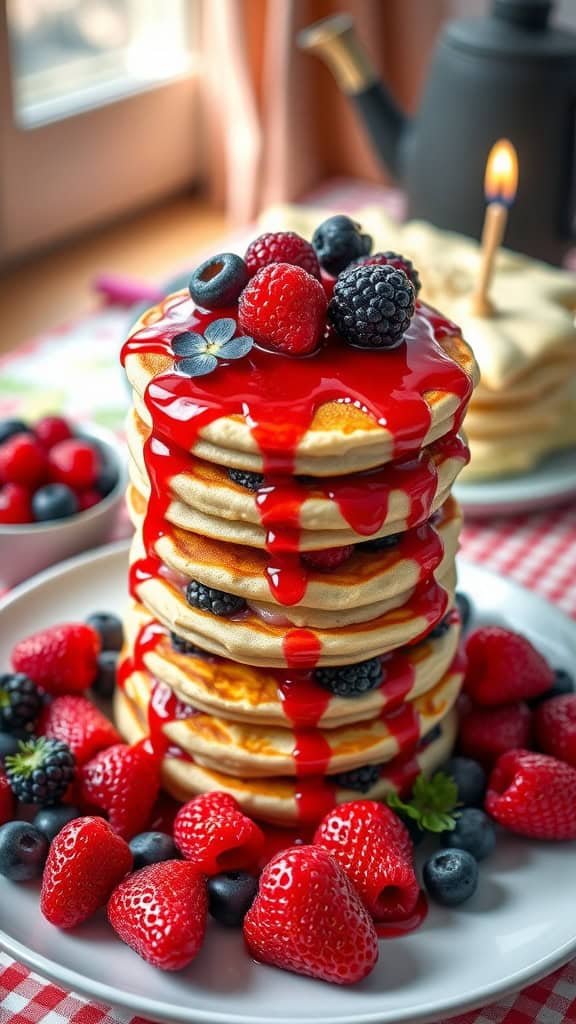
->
[12,623,100,695]
[0,433,48,488]
[38,696,120,766]
[173,791,264,875]
[534,695,576,767]
[79,743,160,840]
[464,627,553,706]
[244,231,321,280]
[313,800,418,921]
[0,483,33,523]
[40,816,132,928]
[485,749,576,840]
[108,860,207,971]
[302,545,355,571]
[238,263,327,356]
[0,770,14,825]
[244,845,378,984]
[458,701,532,767]
[48,439,101,490]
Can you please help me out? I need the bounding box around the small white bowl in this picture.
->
[0,424,127,589]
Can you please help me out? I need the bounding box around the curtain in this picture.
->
[200,0,449,224]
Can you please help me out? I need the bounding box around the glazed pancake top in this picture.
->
[115,684,458,825]
[119,657,463,779]
[122,290,478,476]
[121,602,461,728]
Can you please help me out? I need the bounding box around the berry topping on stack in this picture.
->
[329,264,416,349]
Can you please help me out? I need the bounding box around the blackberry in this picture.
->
[314,657,382,697]
[189,253,249,309]
[5,737,76,807]
[428,615,452,640]
[360,532,401,553]
[351,252,421,295]
[333,763,380,793]
[0,673,43,732]
[227,468,264,492]
[170,631,206,656]
[329,264,415,349]
[185,580,246,617]
[312,215,372,276]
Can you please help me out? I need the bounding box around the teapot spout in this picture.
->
[298,14,409,182]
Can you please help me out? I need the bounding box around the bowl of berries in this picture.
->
[0,416,126,587]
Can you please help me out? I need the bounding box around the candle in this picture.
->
[470,139,519,318]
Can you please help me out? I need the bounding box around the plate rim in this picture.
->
[0,541,575,1024]
[454,448,576,518]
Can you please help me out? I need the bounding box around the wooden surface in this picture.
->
[0,195,228,355]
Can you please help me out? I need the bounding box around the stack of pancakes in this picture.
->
[117,279,479,827]
[261,206,576,481]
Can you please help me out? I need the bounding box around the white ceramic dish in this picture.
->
[0,541,575,1024]
[454,448,576,518]
[0,425,127,588]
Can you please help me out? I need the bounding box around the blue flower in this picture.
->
[172,318,253,378]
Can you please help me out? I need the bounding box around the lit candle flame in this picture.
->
[484,139,519,207]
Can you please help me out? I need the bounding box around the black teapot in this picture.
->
[299,0,576,265]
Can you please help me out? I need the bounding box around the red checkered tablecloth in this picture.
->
[1,181,575,1023]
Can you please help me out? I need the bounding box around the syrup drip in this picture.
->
[146,678,196,761]
[117,619,167,690]
[282,629,322,671]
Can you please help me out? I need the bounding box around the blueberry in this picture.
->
[0,733,21,762]
[312,215,372,276]
[189,253,249,309]
[529,668,574,708]
[96,459,119,497]
[33,804,81,843]
[32,483,79,522]
[207,871,259,927]
[129,831,179,869]
[423,848,479,907]
[442,756,487,807]
[0,821,49,881]
[0,419,29,445]
[91,650,118,699]
[455,592,473,629]
[441,808,496,861]
[86,612,123,652]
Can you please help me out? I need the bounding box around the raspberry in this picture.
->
[458,702,532,767]
[302,545,354,571]
[314,657,382,697]
[48,439,101,490]
[464,627,553,706]
[0,433,48,488]
[174,791,264,875]
[312,215,372,275]
[333,763,380,793]
[313,800,418,920]
[0,483,33,523]
[534,695,576,767]
[34,416,73,450]
[351,252,421,294]
[329,264,415,348]
[485,749,576,840]
[245,231,321,280]
[238,263,327,356]
[226,468,264,491]
[0,672,43,731]
[5,737,76,806]
[185,580,246,617]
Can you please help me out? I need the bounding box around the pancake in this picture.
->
[115,683,458,825]
[123,291,479,476]
[126,407,469,546]
[122,602,461,728]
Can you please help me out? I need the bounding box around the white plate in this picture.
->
[0,542,575,1024]
[454,448,576,518]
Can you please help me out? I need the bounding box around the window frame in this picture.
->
[0,0,202,266]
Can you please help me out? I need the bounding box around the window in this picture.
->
[1,1,200,264]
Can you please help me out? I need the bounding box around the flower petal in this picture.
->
[218,335,254,360]
[172,332,206,356]
[204,318,236,345]
[177,353,218,377]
